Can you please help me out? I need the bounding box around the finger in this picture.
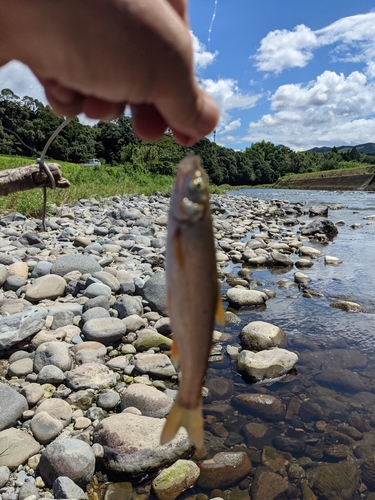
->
[130,103,168,141]
[165,0,188,21]
[82,97,126,121]
[156,86,219,145]
[42,79,85,117]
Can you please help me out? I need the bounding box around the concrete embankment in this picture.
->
[275,166,375,191]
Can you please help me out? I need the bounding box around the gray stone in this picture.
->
[81,307,110,323]
[53,476,87,500]
[92,271,121,293]
[141,271,167,315]
[21,383,44,406]
[0,465,10,488]
[82,295,110,311]
[82,317,126,344]
[0,306,47,349]
[66,363,116,390]
[25,274,67,301]
[239,321,286,351]
[0,428,40,468]
[33,342,73,373]
[84,282,112,299]
[51,310,75,330]
[18,481,39,500]
[37,365,65,384]
[94,413,192,481]
[226,288,268,308]
[50,255,101,277]
[0,383,28,431]
[30,411,64,444]
[134,353,176,377]
[113,295,143,318]
[34,398,72,426]
[39,438,95,488]
[120,384,173,418]
[3,275,27,291]
[31,260,53,278]
[122,314,147,332]
[7,357,34,378]
[237,348,298,382]
[96,389,121,410]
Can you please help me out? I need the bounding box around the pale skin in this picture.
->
[0,0,219,145]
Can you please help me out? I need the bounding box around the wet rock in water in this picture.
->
[309,461,359,500]
[82,317,126,344]
[134,353,176,378]
[25,274,67,301]
[205,377,234,403]
[50,254,101,276]
[66,363,116,390]
[309,205,329,217]
[0,306,47,349]
[261,446,287,476]
[268,251,294,267]
[226,288,268,308]
[141,271,167,315]
[360,458,375,490]
[272,435,306,456]
[39,438,95,488]
[52,476,87,500]
[0,383,28,431]
[152,459,200,500]
[237,348,298,382]
[294,271,312,284]
[242,422,273,449]
[235,394,286,421]
[298,246,323,259]
[299,400,326,422]
[295,258,314,268]
[239,321,286,351]
[301,219,338,238]
[197,452,251,490]
[315,368,366,392]
[0,428,41,468]
[120,384,173,418]
[330,300,363,313]
[325,255,342,265]
[93,413,193,481]
[250,469,288,500]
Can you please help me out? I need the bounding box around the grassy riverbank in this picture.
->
[275,164,375,191]
[0,155,230,217]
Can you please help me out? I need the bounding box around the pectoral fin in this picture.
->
[215,291,226,327]
[171,340,180,367]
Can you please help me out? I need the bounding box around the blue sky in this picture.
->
[1,0,375,151]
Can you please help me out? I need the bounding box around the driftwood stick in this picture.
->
[0,163,70,196]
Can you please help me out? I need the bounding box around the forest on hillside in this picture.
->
[1,88,375,186]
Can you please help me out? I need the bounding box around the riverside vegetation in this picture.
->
[2,88,375,199]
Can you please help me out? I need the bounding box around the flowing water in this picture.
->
[128,189,375,498]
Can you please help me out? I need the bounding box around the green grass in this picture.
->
[0,155,175,217]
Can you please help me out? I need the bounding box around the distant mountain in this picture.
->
[307,143,375,154]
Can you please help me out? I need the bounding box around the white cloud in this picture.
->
[239,69,375,150]
[254,24,317,73]
[191,33,218,69]
[202,78,261,136]
[0,61,47,103]
[254,12,375,74]
[221,119,241,135]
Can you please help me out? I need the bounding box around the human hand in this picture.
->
[0,0,218,145]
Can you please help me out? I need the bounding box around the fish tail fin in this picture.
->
[216,291,226,327]
[160,399,204,450]
[171,340,180,367]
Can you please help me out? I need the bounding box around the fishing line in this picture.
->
[208,0,218,49]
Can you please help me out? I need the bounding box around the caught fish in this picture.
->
[160,154,225,450]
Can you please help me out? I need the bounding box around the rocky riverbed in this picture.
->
[0,192,375,500]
